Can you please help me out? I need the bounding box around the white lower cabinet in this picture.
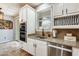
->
[36,40,48,56]
[22,38,48,56]
[72,47,79,56]
[21,38,35,55]
[26,38,35,55]
[0,29,13,43]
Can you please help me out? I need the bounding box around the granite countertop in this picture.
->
[28,35,79,48]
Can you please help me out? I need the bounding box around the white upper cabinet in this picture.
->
[53,3,64,17]
[19,4,36,34]
[64,3,79,14]
[53,3,79,29]
[27,7,36,34]
[19,6,27,23]
[36,4,53,31]
[54,3,79,18]
[19,8,23,23]
[22,7,27,22]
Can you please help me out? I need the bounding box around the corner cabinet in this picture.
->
[19,4,36,34]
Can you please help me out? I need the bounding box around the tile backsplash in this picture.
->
[55,29,79,41]
[36,29,79,41]
[36,31,52,38]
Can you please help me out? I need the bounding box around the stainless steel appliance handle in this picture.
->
[48,45,62,50]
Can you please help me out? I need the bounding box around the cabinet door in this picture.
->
[64,3,79,14]
[19,7,27,23]
[54,3,64,17]
[4,30,13,42]
[0,30,4,43]
[27,8,35,34]
[22,7,27,22]
[19,8,23,23]
[14,17,20,41]
[72,47,79,56]
[6,29,14,41]
[0,30,13,43]
[36,40,47,56]
[26,38,35,55]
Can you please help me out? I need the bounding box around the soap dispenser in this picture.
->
[52,30,57,38]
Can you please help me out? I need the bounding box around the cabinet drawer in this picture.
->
[36,40,47,45]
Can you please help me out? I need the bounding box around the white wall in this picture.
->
[4,15,13,21]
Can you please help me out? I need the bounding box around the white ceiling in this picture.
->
[27,3,42,8]
[0,3,42,16]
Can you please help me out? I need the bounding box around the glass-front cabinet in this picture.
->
[36,4,53,32]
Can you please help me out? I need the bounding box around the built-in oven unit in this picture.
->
[20,22,27,42]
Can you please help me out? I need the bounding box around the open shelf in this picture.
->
[53,14,79,29]
[53,25,79,29]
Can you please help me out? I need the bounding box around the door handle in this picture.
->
[66,9,67,14]
[62,10,64,15]
[4,37,6,39]
[33,44,37,48]
[34,44,37,48]
[33,44,35,47]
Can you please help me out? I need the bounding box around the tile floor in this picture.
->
[0,49,32,56]
[0,41,32,56]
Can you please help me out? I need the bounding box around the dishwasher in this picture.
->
[48,42,72,56]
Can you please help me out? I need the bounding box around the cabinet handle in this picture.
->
[21,19,23,22]
[62,10,64,15]
[66,9,67,14]
[33,44,35,47]
[33,44,37,48]
[4,37,6,39]
[35,44,37,48]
